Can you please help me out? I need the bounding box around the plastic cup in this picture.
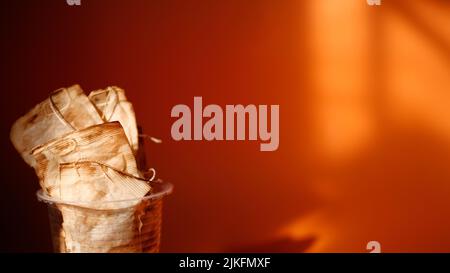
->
[37,181,173,253]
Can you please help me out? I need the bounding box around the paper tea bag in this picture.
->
[54,200,162,252]
[48,163,153,253]
[57,203,147,252]
[52,161,151,209]
[31,122,140,193]
[53,160,152,252]
[10,85,103,165]
[88,86,139,153]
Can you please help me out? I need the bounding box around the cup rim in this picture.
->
[36,180,173,206]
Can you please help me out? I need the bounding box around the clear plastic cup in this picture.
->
[37,181,173,253]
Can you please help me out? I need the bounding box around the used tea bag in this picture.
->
[54,161,151,209]
[88,86,139,153]
[31,122,140,193]
[45,147,153,253]
[10,85,103,165]
[53,161,152,252]
[57,203,146,252]
[54,198,161,253]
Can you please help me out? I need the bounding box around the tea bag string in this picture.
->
[143,167,156,182]
[138,134,160,182]
[49,88,76,130]
[88,160,156,183]
[139,134,162,144]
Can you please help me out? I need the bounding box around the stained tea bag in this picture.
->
[47,159,152,253]
[10,85,103,165]
[31,122,140,193]
[88,86,139,153]
[54,161,151,252]
[57,203,145,252]
[54,161,151,209]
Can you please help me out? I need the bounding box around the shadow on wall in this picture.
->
[280,0,450,252]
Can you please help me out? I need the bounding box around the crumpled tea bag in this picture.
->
[31,122,140,193]
[57,203,146,253]
[47,161,153,253]
[52,161,151,209]
[10,85,103,165]
[88,86,139,153]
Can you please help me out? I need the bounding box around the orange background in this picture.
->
[0,0,449,252]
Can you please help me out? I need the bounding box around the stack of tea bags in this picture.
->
[10,84,152,252]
